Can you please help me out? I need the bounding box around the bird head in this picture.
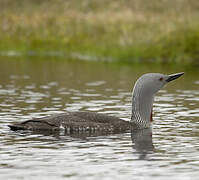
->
[134,72,184,95]
[131,72,184,129]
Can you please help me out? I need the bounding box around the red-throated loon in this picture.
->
[8,72,184,133]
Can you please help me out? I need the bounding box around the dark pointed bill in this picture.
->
[166,72,184,82]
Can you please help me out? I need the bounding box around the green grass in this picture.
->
[1,0,199,65]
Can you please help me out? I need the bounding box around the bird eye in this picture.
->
[159,77,163,81]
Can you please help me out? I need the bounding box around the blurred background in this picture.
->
[0,0,199,65]
[0,1,199,180]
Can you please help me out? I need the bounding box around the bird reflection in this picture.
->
[131,128,154,160]
[14,125,155,160]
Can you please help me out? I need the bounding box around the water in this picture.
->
[0,57,198,180]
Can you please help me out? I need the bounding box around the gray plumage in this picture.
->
[8,72,184,133]
[9,111,132,133]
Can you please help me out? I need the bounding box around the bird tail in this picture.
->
[8,124,26,131]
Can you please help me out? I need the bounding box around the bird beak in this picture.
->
[166,72,184,82]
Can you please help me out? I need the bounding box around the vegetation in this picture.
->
[0,0,199,64]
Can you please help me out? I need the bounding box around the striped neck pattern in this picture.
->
[130,78,154,129]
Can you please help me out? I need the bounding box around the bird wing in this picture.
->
[9,111,131,132]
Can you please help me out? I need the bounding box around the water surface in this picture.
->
[0,57,199,180]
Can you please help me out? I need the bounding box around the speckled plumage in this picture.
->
[8,72,184,133]
[9,111,133,133]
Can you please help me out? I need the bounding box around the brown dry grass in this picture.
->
[0,0,199,64]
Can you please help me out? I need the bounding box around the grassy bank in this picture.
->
[0,0,199,64]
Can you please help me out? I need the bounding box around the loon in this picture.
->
[9,72,184,133]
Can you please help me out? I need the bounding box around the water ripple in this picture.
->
[0,61,198,180]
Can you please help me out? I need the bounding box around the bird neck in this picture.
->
[131,83,154,129]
